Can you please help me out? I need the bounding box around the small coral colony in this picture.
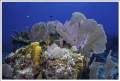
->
[2,12,117,79]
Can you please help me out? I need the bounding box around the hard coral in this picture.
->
[45,59,77,79]
[69,53,88,74]
[10,30,30,52]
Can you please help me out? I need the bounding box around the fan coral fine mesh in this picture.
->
[56,12,107,54]
[28,22,46,42]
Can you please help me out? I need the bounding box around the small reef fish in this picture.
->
[49,15,53,17]
[26,16,30,17]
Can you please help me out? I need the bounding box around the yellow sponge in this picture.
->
[34,46,42,65]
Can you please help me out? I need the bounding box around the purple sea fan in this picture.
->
[56,12,107,54]
[28,21,59,42]
[2,64,14,78]
[28,22,46,42]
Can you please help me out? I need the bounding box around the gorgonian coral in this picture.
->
[56,12,107,54]
[28,22,46,42]
[2,64,14,78]
[28,21,59,42]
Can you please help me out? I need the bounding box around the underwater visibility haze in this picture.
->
[2,2,118,79]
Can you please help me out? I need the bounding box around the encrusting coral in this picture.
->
[16,42,42,66]
[43,53,88,79]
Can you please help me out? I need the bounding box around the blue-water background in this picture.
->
[2,2,118,79]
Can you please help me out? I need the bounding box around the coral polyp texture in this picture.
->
[3,12,117,79]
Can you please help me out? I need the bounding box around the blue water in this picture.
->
[2,2,118,79]
[2,2,118,43]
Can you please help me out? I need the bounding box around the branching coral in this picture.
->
[89,50,117,79]
[103,50,117,79]
[56,12,107,55]
[11,30,30,45]
[10,30,31,52]
[89,58,100,79]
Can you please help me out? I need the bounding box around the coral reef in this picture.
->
[3,12,117,79]
[4,42,88,79]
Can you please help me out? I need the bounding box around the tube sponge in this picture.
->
[28,42,42,66]
[15,42,42,66]
[30,42,42,65]
[56,12,107,54]
[34,46,42,66]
